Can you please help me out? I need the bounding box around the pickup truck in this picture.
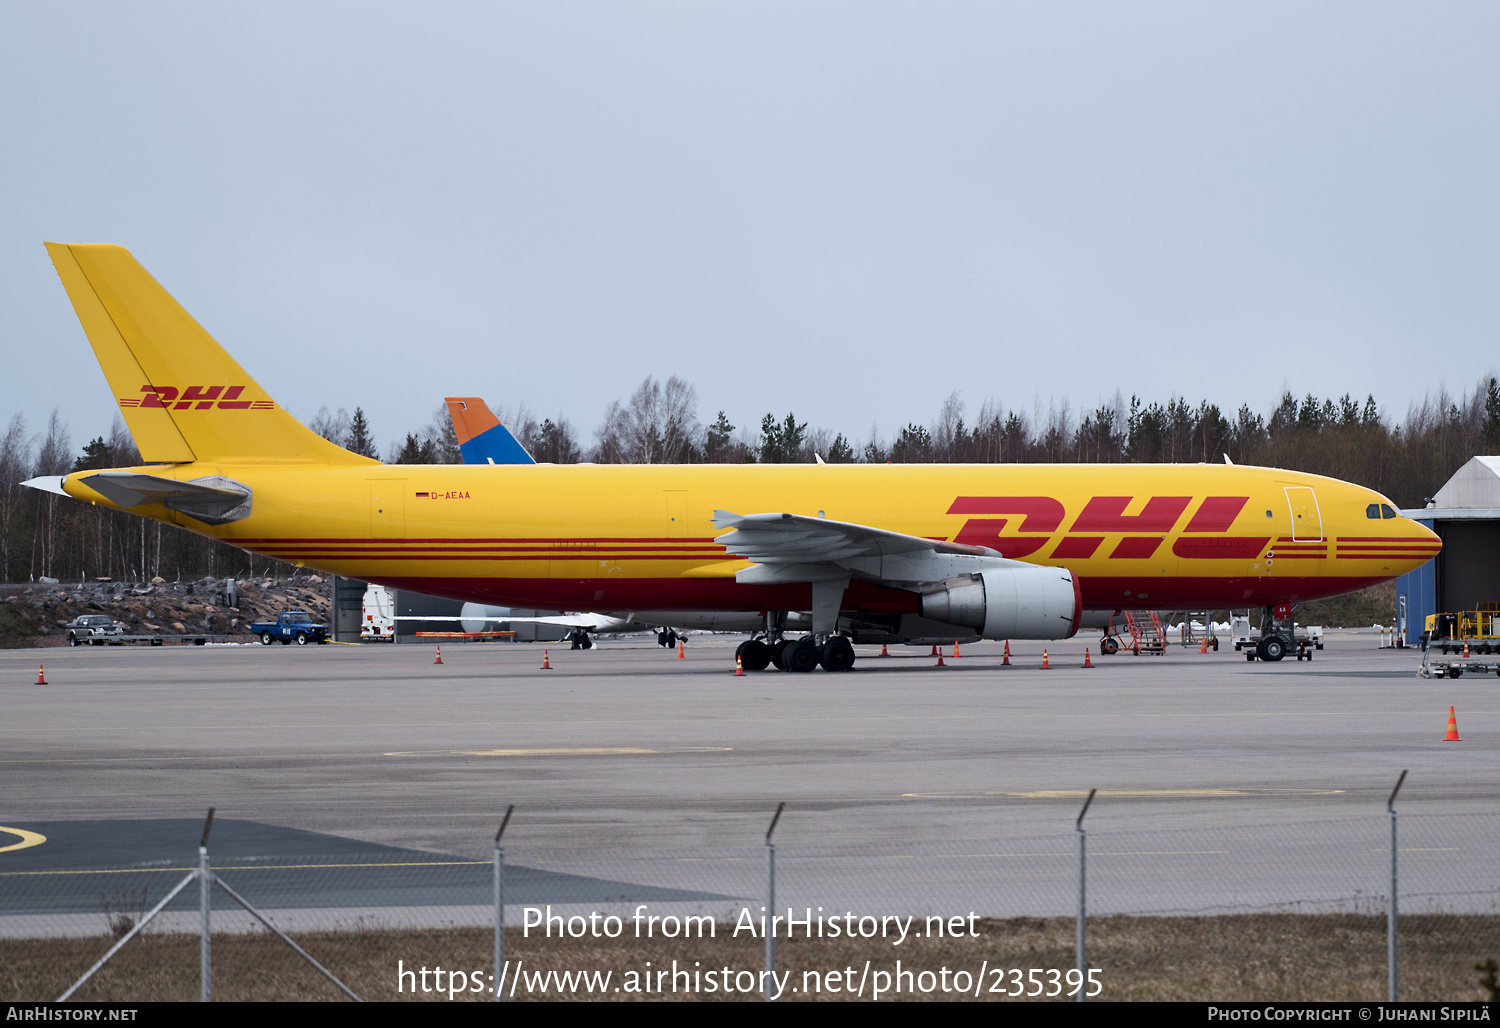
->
[251,610,329,646]
[66,614,126,645]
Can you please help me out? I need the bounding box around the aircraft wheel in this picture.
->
[771,638,791,671]
[819,637,856,672]
[786,638,819,673]
[1212,638,1219,651]
[1257,636,1287,662]
[744,639,772,670]
[1099,637,1118,655]
[736,639,772,672]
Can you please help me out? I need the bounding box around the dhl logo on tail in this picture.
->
[118,385,275,411]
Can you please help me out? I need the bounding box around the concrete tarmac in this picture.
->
[2,633,1496,917]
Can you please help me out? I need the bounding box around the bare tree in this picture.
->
[0,413,33,582]
[32,409,71,580]
[594,376,700,463]
[308,406,352,447]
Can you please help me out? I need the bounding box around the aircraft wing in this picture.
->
[712,510,1055,635]
[712,509,1027,588]
[713,510,999,562]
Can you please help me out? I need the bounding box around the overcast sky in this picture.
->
[2,2,1497,453]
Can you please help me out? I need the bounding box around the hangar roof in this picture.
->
[1401,455,1500,521]
[1434,456,1500,508]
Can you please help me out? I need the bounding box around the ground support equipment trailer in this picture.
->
[1424,605,1500,655]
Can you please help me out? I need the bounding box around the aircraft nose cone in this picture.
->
[1393,516,1442,569]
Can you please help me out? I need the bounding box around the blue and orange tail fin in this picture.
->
[444,398,535,465]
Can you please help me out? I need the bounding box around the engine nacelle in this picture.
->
[919,566,1081,640]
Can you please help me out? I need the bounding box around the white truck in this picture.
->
[361,584,396,641]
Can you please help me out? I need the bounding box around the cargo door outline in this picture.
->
[370,481,406,539]
[1284,487,1322,542]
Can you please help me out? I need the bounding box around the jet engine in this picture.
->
[918,566,1081,640]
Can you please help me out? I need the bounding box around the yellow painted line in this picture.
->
[384,746,734,757]
[0,827,46,853]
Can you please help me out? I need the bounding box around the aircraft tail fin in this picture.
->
[444,397,536,465]
[45,242,377,466]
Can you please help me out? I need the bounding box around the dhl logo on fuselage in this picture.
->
[116,385,274,411]
[944,495,1434,563]
[954,495,1260,561]
[951,495,1266,561]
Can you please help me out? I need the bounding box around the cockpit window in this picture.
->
[1381,503,1398,519]
[1366,503,1381,519]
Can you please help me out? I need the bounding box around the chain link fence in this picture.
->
[2,794,1497,1002]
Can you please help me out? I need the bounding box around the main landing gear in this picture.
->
[568,628,594,650]
[736,634,855,673]
[656,628,679,649]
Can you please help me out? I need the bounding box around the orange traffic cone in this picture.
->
[936,650,946,667]
[1041,649,1051,670]
[434,646,443,665]
[930,644,938,657]
[677,639,685,659]
[734,654,745,676]
[1199,636,1208,655]
[541,649,552,670]
[953,642,961,658]
[1445,706,1461,742]
[36,664,46,685]
[1002,640,1011,666]
[1083,648,1094,668]
[880,644,889,657]
[1463,640,1471,658]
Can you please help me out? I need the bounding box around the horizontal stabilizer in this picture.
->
[80,472,252,525]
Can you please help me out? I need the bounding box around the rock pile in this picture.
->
[0,576,334,649]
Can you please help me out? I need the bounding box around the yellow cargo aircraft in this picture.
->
[25,244,1441,671]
